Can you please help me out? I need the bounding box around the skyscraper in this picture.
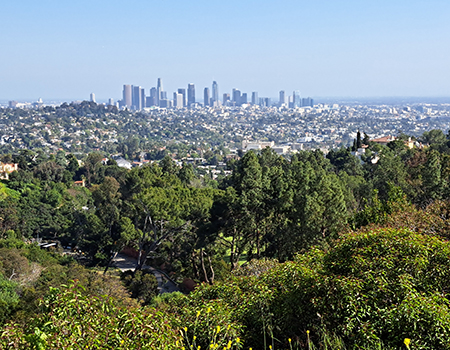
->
[141,89,146,109]
[251,92,258,105]
[241,93,247,105]
[178,88,187,107]
[204,87,210,107]
[173,92,184,108]
[123,85,132,108]
[90,93,96,103]
[212,81,218,104]
[279,90,286,106]
[148,87,157,107]
[156,78,163,106]
[293,91,301,108]
[132,85,143,110]
[223,93,230,105]
[232,89,241,106]
[302,97,314,107]
[188,84,195,106]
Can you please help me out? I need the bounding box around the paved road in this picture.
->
[112,253,179,294]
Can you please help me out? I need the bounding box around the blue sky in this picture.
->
[1,0,449,101]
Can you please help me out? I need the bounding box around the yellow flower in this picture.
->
[193,336,197,340]
[236,337,240,343]
[227,340,232,349]
[184,327,188,332]
[269,346,272,350]
[207,307,211,313]
[404,338,411,347]
[216,325,221,333]
[307,330,310,334]
[196,310,200,318]
[288,338,291,343]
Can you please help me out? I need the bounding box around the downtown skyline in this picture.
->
[113,79,313,110]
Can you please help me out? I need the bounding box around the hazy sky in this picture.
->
[1,0,449,101]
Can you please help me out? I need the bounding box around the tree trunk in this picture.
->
[200,249,210,284]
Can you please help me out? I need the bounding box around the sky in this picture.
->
[1,0,450,101]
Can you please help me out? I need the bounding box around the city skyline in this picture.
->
[116,78,314,110]
[1,0,450,100]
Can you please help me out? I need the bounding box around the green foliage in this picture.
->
[0,282,183,349]
[184,227,450,349]
[121,269,159,305]
[0,274,20,325]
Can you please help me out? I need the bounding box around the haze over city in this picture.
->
[1,0,449,101]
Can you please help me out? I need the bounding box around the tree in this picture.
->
[421,149,444,202]
[83,152,103,186]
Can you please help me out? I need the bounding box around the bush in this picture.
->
[185,228,450,349]
[121,269,159,305]
[0,274,20,325]
[0,282,182,349]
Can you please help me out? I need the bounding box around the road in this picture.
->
[112,253,179,294]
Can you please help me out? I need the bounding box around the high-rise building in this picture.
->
[232,89,241,106]
[251,92,258,105]
[141,89,146,109]
[279,90,286,106]
[177,88,187,107]
[188,84,195,106]
[241,93,247,105]
[123,85,132,108]
[90,93,96,103]
[302,97,314,107]
[261,97,270,107]
[173,92,184,108]
[293,91,301,108]
[156,78,163,106]
[132,86,143,110]
[108,98,114,106]
[212,81,219,104]
[204,87,210,107]
[223,93,230,105]
[147,87,157,107]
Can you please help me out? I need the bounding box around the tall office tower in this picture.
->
[302,97,314,107]
[279,90,286,106]
[132,86,143,110]
[123,85,132,108]
[148,87,157,107]
[90,93,96,103]
[177,88,187,107]
[212,81,219,104]
[223,93,230,105]
[232,89,241,106]
[241,93,247,105]
[204,87,210,107]
[178,89,187,107]
[156,78,163,106]
[173,92,184,108]
[141,89,146,109]
[251,92,258,105]
[264,98,271,107]
[187,84,195,106]
[293,91,301,107]
[108,98,114,106]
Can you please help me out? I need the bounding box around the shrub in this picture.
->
[0,282,183,349]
